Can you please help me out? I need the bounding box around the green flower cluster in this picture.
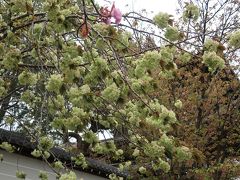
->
[96,38,107,50]
[18,71,37,86]
[132,50,163,93]
[2,46,21,70]
[144,141,165,158]
[204,39,219,52]
[85,57,109,85]
[160,46,175,63]
[183,3,200,22]
[68,86,83,106]
[159,134,175,154]
[109,173,123,180]
[80,84,91,95]
[124,101,142,126]
[164,26,181,42]
[93,141,116,154]
[72,153,88,169]
[32,23,44,39]
[48,95,65,114]
[159,105,177,124]
[39,136,54,151]
[138,133,174,173]
[111,70,125,85]
[0,78,6,97]
[153,12,181,42]
[102,83,120,102]
[115,149,123,157]
[132,148,140,157]
[139,166,147,174]
[174,99,183,109]
[228,30,240,48]
[0,142,15,153]
[54,107,88,131]
[63,43,82,60]
[146,102,177,130]
[178,52,191,64]
[31,147,50,160]
[21,90,36,104]
[59,171,77,180]
[54,160,64,169]
[202,38,225,73]
[114,32,131,51]
[175,146,192,162]
[152,158,170,173]
[16,170,26,179]
[118,161,131,171]
[43,0,78,22]
[43,151,50,159]
[83,130,99,144]
[60,55,84,83]
[135,50,160,77]
[149,99,162,112]
[153,12,171,29]
[39,171,48,180]
[202,52,225,73]
[0,15,7,27]
[93,23,110,36]
[134,64,146,78]
[11,0,33,13]
[31,149,42,158]
[46,74,63,93]
[130,78,142,92]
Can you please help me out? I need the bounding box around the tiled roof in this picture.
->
[0,128,129,179]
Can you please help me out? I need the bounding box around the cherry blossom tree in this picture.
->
[0,0,239,179]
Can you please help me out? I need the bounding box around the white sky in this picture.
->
[97,0,179,17]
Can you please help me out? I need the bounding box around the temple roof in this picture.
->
[0,128,129,179]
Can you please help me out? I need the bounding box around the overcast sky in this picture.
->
[97,0,179,17]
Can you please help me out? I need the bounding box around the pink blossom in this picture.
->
[102,17,111,24]
[111,6,122,24]
[99,3,122,25]
[106,17,112,24]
